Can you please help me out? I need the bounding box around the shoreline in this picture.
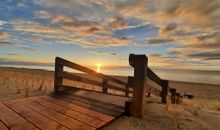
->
[1,66,220,86]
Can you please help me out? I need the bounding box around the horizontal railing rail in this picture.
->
[54,57,128,96]
[147,67,164,87]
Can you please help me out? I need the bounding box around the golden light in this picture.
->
[96,64,102,73]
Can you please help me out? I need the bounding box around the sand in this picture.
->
[0,67,220,130]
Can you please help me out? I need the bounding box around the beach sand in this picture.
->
[0,67,220,130]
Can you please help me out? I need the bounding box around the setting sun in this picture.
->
[96,64,102,73]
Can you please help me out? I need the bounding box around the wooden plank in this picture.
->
[54,57,64,92]
[59,71,102,87]
[147,67,163,87]
[39,96,114,122]
[60,72,126,92]
[170,88,176,104]
[15,98,95,130]
[128,54,148,118]
[102,79,108,93]
[61,89,126,110]
[56,57,127,86]
[0,120,8,130]
[145,85,161,97]
[29,97,106,128]
[0,102,39,130]
[161,80,168,104]
[57,92,124,113]
[51,94,122,117]
[62,85,126,97]
[2,101,68,130]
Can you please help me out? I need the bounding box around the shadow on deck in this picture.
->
[0,88,129,130]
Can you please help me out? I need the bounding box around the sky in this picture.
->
[0,0,220,71]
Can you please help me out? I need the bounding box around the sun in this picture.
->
[96,64,102,73]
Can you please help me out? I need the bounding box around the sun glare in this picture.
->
[96,64,102,73]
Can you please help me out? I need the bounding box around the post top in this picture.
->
[129,54,148,67]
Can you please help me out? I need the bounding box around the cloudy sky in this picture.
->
[0,0,220,71]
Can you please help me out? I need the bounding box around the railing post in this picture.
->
[125,76,134,97]
[125,54,148,118]
[161,80,168,104]
[170,88,176,104]
[102,79,108,93]
[175,93,180,104]
[54,57,63,93]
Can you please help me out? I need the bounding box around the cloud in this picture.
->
[181,51,220,60]
[0,57,53,66]
[89,51,117,56]
[17,46,36,52]
[0,20,7,26]
[5,53,21,56]
[11,19,63,35]
[116,0,220,56]
[0,41,15,46]
[143,37,173,45]
[10,18,132,47]
[34,10,52,19]
[108,16,126,30]
[17,3,28,8]
[51,15,75,24]
[0,32,9,39]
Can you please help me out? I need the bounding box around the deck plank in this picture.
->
[29,96,106,128]
[14,98,96,130]
[39,96,114,122]
[0,89,127,130]
[62,92,125,112]
[0,102,39,130]
[0,120,8,130]
[63,89,128,107]
[55,91,125,113]
[2,100,69,130]
[52,94,122,117]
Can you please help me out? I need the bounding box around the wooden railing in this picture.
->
[54,57,129,96]
[54,55,181,118]
[125,54,181,118]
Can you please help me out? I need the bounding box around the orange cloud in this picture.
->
[0,32,9,39]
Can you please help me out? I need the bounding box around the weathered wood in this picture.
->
[52,94,123,117]
[60,91,125,112]
[17,98,95,130]
[161,80,168,104]
[147,67,163,86]
[170,88,176,104]
[29,97,105,128]
[56,57,126,86]
[60,71,102,87]
[102,79,108,93]
[54,57,63,93]
[124,100,132,116]
[0,120,8,130]
[128,54,148,118]
[145,85,161,97]
[125,76,134,97]
[175,93,181,104]
[39,96,114,122]
[0,102,39,130]
[2,100,68,130]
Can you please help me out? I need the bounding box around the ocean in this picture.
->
[1,65,220,85]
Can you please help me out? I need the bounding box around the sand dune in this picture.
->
[0,67,220,130]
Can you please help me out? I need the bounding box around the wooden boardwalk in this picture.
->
[0,54,182,129]
[0,89,129,130]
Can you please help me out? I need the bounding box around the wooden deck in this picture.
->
[0,89,129,130]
